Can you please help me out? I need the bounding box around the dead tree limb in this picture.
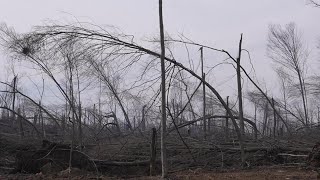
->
[0,82,61,129]
[0,106,41,137]
[170,115,258,140]
[164,39,291,134]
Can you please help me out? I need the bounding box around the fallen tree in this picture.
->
[169,115,258,139]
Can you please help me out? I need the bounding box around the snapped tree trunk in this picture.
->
[78,103,83,148]
[263,102,269,136]
[202,73,206,139]
[225,96,229,141]
[39,101,45,138]
[236,34,244,136]
[142,105,146,131]
[12,76,17,127]
[150,128,157,176]
[272,98,277,138]
[17,108,24,138]
[200,47,206,139]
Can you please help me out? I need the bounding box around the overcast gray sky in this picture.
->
[0,0,320,99]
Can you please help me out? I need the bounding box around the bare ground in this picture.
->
[0,166,317,180]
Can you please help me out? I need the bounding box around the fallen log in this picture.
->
[93,159,160,167]
[10,140,159,174]
[278,153,308,157]
[170,115,258,139]
[10,140,95,174]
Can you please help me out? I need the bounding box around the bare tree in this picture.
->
[1,21,247,170]
[159,0,168,177]
[275,67,291,123]
[200,47,207,139]
[236,34,245,135]
[267,23,309,126]
[87,57,133,131]
[11,75,17,126]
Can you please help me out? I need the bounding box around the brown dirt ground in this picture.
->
[170,166,318,180]
[0,166,318,180]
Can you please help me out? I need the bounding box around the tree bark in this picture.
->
[78,103,83,148]
[142,105,146,131]
[17,108,24,138]
[203,73,206,139]
[317,106,320,125]
[200,47,207,139]
[236,34,244,136]
[225,96,229,140]
[150,128,157,176]
[158,0,168,177]
[12,76,17,127]
[272,98,277,138]
[263,102,268,136]
[297,70,308,126]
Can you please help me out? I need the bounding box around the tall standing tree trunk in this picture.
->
[93,104,96,130]
[235,34,246,166]
[18,108,24,139]
[142,105,146,131]
[225,96,229,141]
[282,80,288,124]
[69,63,74,135]
[236,34,244,136]
[61,114,66,139]
[12,76,17,127]
[76,69,83,148]
[150,127,157,176]
[111,112,121,135]
[203,74,207,138]
[133,116,136,129]
[208,109,211,133]
[159,0,168,177]
[65,82,69,138]
[272,98,276,138]
[68,117,74,173]
[317,106,320,125]
[297,71,308,126]
[254,103,257,125]
[78,103,82,148]
[200,47,206,139]
[263,102,269,136]
[179,80,184,124]
[39,101,45,138]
